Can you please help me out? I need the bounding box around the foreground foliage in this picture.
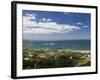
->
[23,49,91,69]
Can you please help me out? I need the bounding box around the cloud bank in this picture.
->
[23,13,81,34]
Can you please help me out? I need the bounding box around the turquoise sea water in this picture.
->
[23,40,90,50]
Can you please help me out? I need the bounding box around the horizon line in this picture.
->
[23,39,90,41]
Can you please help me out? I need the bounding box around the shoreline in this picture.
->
[71,50,90,53]
[23,48,90,53]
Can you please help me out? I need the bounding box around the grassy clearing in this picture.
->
[23,48,91,69]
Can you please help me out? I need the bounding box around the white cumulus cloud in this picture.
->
[23,13,80,34]
[76,22,83,25]
[41,18,52,22]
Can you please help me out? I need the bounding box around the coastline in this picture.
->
[71,50,90,53]
[24,48,90,53]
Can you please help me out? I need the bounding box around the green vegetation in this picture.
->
[23,49,91,69]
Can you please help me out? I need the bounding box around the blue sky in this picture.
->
[23,10,91,40]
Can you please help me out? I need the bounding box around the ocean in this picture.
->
[23,40,90,50]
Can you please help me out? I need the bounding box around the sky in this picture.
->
[22,10,91,40]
